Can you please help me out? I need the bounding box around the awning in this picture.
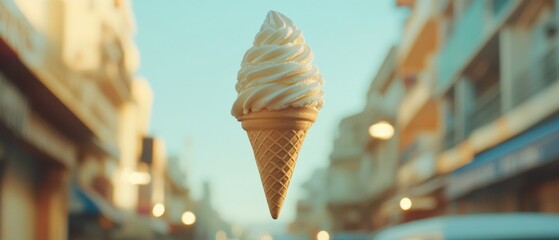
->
[446,119,559,199]
[69,184,124,223]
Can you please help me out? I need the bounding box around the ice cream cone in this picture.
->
[238,107,318,219]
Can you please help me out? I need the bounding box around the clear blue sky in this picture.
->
[133,0,405,228]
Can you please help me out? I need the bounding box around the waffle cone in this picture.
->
[238,107,318,219]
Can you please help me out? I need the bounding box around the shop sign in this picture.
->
[447,121,559,199]
[0,1,43,65]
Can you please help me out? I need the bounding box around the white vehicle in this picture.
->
[372,213,559,240]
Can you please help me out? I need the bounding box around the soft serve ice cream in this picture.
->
[232,10,324,118]
[232,10,324,219]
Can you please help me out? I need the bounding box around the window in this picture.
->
[492,0,509,15]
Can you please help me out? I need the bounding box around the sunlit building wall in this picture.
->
[151,138,167,205]
[114,79,153,211]
[0,1,139,240]
[1,0,147,239]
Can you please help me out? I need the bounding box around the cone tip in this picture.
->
[270,211,279,220]
[268,204,281,219]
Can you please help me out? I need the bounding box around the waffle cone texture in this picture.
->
[238,107,318,219]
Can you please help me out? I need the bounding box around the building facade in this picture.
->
[0,0,155,239]
[435,0,559,215]
[293,0,559,235]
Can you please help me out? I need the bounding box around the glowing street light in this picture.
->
[181,211,196,225]
[152,203,165,217]
[128,171,151,185]
[400,197,412,211]
[368,121,394,140]
[317,230,330,240]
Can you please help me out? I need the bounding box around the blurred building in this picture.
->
[194,181,232,240]
[293,0,559,236]
[326,47,404,234]
[381,0,445,225]
[363,47,404,229]
[288,168,331,239]
[433,0,559,215]
[164,157,196,238]
[290,48,404,237]
[0,0,163,239]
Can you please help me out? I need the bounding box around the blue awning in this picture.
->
[69,184,124,222]
[69,184,101,215]
[447,119,559,199]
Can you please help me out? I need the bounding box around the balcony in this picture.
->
[398,0,439,74]
[398,132,438,189]
[1,1,120,150]
[400,133,438,164]
[437,0,486,93]
[467,83,502,135]
[398,70,440,148]
[437,0,519,94]
[512,44,559,108]
[398,70,435,130]
[443,125,458,150]
[43,54,119,145]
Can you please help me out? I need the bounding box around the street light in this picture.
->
[128,171,151,185]
[400,197,412,211]
[368,121,394,140]
[317,230,330,240]
[181,211,196,225]
[152,203,165,217]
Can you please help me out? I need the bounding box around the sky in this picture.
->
[132,0,405,229]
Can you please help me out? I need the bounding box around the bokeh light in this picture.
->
[152,203,165,217]
[368,121,395,140]
[181,211,196,225]
[400,197,412,211]
[317,230,330,240]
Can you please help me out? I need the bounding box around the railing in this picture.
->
[468,83,501,135]
[400,141,419,165]
[512,45,559,108]
[43,54,118,144]
[400,133,438,164]
[443,122,458,150]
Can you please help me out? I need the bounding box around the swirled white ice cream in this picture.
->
[232,11,324,118]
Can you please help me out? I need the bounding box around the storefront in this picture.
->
[0,65,73,240]
[0,6,74,238]
[446,118,559,214]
